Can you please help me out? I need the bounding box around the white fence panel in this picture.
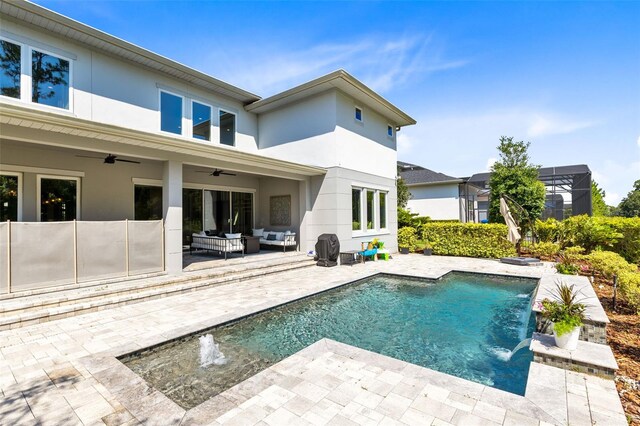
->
[77,221,127,282]
[128,220,163,275]
[0,223,7,293]
[11,222,75,291]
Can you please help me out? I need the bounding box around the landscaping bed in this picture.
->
[591,274,640,425]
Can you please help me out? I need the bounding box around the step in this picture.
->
[530,332,618,379]
[0,254,312,315]
[0,258,314,330]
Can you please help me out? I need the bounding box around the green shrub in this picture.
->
[618,271,640,313]
[586,251,637,279]
[397,226,417,249]
[421,223,516,258]
[535,218,561,243]
[560,215,623,252]
[601,216,640,265]
[530,242,561,258]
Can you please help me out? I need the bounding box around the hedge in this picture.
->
[420,223,516,258]
[586,251,640,313]
[535,216,640,265]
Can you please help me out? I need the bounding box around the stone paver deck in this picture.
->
[0,255,627,425]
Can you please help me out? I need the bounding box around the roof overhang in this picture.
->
[406,179,462,187]
[245,70,416,127]
[0,0,260,104]
[0,103,326,180]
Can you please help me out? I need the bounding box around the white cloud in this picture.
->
[526,114,596,138]
[198,34,467,96]
[485,157,497,171]
[605,192,620,206]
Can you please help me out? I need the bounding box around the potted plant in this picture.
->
[540,282,585,350]
[397,227,417,255]
[399,246,410,254]
[423,241,433,256]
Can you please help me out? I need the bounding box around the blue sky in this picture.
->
[35,0,640,205]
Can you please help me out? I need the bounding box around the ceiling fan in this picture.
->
[196,168,236,177]
[76,154,140,164]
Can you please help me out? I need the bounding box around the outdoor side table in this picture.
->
[340,250,363,266]
[243,236,261,254]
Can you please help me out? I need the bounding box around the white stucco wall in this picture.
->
[0,20,259,151]
[257,90,398,179]
[305,167,398,254]
[406,183,461,220]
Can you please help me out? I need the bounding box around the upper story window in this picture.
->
[387,125,393,137]
[192,101,211,141]
[355,106,363,122]
[219,110,236,146]
[160,91,183,134]
[0,40,21,99]
[32,50,70,109]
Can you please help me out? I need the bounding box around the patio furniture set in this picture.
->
[190,229,297,259]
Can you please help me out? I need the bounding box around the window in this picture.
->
[32,50,69,109]
[380,192,387,229]
[0,40,21,99]
[39,177,78,221]
[352,187,388,233]
[192,101,211,141]
[160,91,182,134]
[366,190,375,229]
[387,125,393,137]
[355,106,363,122]
[134,185,163,220]
[352,188,362,230]
[0,174,19,221]
[219,110,236,146]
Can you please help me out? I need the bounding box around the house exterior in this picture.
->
[399,161,592,223]
[0,1,415,289]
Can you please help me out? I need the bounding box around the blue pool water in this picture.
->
[122,272,537,409]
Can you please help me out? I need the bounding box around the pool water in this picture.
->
[121,272,537,409]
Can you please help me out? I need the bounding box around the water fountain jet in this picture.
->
[199,334,227,367]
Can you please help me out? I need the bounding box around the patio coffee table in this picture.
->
[339,250,363,266]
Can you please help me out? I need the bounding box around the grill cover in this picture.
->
[314,234,340,267]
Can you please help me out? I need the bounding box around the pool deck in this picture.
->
[0,255,627,425]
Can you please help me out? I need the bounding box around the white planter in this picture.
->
[553,324,581,350]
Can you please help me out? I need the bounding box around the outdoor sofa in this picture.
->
[252,229,297,252]
[190,232,244,260]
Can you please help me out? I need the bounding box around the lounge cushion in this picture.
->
[225,233,242,239]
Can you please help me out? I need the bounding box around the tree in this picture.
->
[396,168,411,209]
[617,180,640,217]
[591,181,609,216]
[488,137,546,233]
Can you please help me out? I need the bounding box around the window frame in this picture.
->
[36,174,81,222]
[159,89,184,136]
[0,171,23,221]
[379,191,388,230]
[191,99,213,142]
[354,106,363,123]
[0,37,23,102]
[387,125,394,138]
[352,186,390,236]
[29,45,74,111]
[218,108,237,147]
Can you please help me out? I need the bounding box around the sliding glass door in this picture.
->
[183,188,203,244]
[232,192,253,235]
[204,190,231,236]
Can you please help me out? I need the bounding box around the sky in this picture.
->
[34,0,640,206]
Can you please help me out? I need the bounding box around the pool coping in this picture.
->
[77,267,623,425]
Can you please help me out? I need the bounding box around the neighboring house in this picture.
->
[399,161,592,223]
[397,161,463,220]
[0,1,415,287]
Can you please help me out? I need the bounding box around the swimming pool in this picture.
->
[120,272,537,409]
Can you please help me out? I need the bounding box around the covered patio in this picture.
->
[0,103,325,294]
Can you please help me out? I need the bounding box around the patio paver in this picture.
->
[0,255,627,425]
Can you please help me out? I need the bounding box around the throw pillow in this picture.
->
[252,228,264,237]
[225,233,242,239]
[266,233,277,241]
